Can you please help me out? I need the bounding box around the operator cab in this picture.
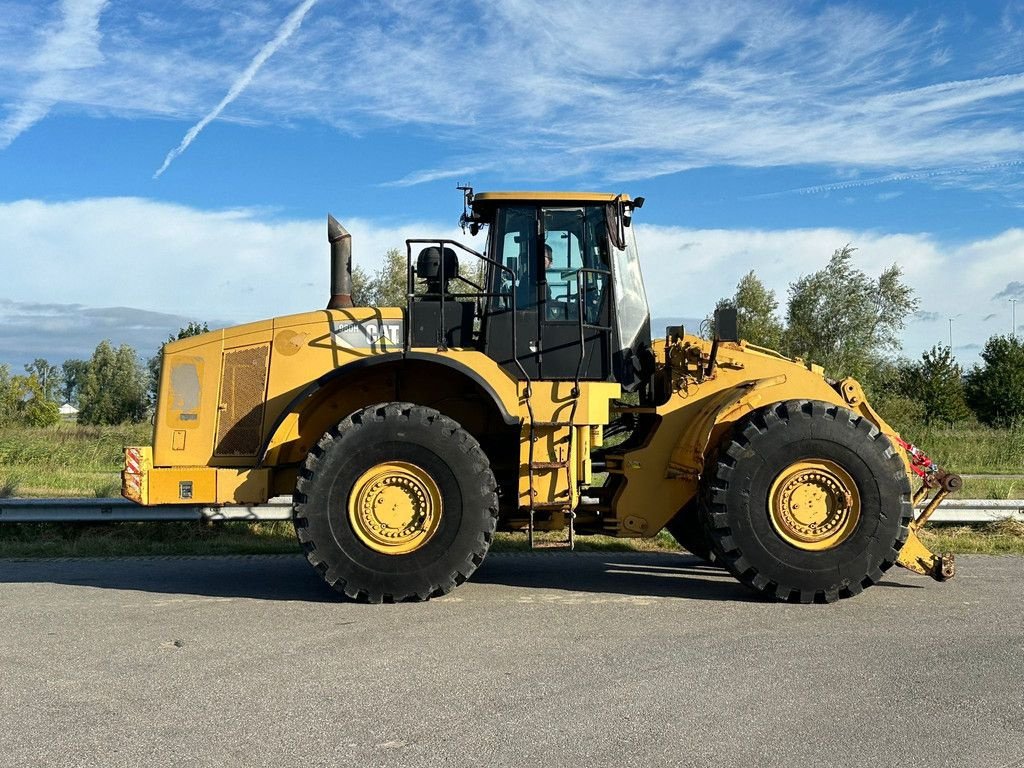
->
[406,190,652,390]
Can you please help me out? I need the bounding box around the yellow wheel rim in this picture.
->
[768,459,860,551]
[347,461,442,555]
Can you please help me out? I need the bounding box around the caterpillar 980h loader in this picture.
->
[123,188,960,603]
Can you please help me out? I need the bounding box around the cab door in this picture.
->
[538,207,612,381]
[481,206,541,378]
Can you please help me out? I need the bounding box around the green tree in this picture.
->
[148,322,210,404]
[863,358,926,432]
[61,359,89,406]
[0,366,59,427]
[784,245,918,379]
[965,334,1024,427]
[896,345,970,425]
[364,248,409,307]
[79,341,148,425]
[17,375,60,426]
[0,365,16,426]
[24,358,60,402]
[351,264,375,306]
[714,271,785,349]
[351,247,478,308]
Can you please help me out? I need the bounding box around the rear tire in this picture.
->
[700,400,912,603]
[294,402,498,603]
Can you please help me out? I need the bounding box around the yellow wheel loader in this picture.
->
[123,188,960,603]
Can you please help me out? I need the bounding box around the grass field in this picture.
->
[0,423,149,498]
[897,423,1024,475]
[0,421,1021,558]
[0,520,1019,560]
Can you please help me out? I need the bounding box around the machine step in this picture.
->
[529,461,568,470]
[527,508,577,550]
[530,501,571,510]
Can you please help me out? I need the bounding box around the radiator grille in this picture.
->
[215,344,270,456]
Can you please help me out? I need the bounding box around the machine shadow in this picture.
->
[0,552,757,604]
[0,552,917,603]
[470,552,763,602]
[0,555,342,603]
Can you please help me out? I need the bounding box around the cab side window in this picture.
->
[543,207,608,324]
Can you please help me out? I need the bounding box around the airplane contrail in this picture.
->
[154,0,319,178]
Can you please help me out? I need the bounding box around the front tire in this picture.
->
[294,402,498,603]
[701,400,912,603]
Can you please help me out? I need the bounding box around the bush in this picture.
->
[897,345,971,426]
[0,366,60,428]
[966,335,1024,428]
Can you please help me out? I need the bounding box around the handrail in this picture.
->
[404,238,518,352]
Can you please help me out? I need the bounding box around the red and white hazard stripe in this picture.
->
[123,448,143,501]
[125,447,141,475]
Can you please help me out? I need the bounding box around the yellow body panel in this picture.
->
[144,307,536,505]
[606,335,902,537]
[127,463,271,505]
[147,467,217,504]
[153,308,408,470]
[138,310,932,549]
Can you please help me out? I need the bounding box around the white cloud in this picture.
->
[1,197,1022,368]
[635,223,1024,363]
[1,1,1023,189]
[0,0,108,148]
[0,197,482,326]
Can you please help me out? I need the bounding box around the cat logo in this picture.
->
[331,320,404,352]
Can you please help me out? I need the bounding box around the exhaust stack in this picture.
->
[327,214,354,309]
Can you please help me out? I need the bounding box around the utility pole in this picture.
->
[948,317,954,349]
[1011,298,1018,339]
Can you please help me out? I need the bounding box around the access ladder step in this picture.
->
[532,421,573,428]
[530,540,575,550]
[529,461,568,470]
[530,501,571,511]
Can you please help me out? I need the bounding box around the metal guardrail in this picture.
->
[917,499,1023,523]
[0,497,1020,524]
[0,497,293,523]
[961,474,1024,481]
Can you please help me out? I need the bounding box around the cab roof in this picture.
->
[471,191,630,215]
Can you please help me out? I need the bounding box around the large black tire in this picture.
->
[294,402,498,603]
[665,501,715,563]
[700,400,912,603]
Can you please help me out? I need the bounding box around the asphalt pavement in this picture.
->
[0,552,1021,768]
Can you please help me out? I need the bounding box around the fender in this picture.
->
[666,374,788,480]
[256,350,520,464]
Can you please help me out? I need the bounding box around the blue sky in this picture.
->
[1,0,1023,373]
